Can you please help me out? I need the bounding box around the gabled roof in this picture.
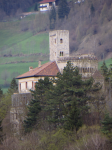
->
[16,61,60,79]
[92,70,104,79]
[39,0,55,4]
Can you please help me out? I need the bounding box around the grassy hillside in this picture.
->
[0,13,50,92]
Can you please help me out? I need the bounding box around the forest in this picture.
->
[0,61,112,149]
[0,0,41,16]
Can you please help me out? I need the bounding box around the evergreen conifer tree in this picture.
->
[0,88,3,99]
[90,4,95,17]
[101,113,112,134]
[47,61,93,131]
[24,77,53,133]
[0,120,4,143]
[101,61,108,77]
[8,78,18,93]
[49,5,56,29]
[34,3,38,11]
[58,0,70,19]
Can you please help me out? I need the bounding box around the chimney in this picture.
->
[29,66,33,71]
[38,61,41,67]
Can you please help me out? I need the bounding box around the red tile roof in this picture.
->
[16,61,60,79]
[92,70,104,79]
[39,0,55,4]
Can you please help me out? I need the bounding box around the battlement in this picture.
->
[57,56,98,62]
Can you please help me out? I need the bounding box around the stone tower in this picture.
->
[49,30,69,62]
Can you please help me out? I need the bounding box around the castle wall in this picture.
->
[57,57,98,77]
[10,93,32,133]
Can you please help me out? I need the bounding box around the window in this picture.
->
[32,81,33,89]
[60,51,63,56]
[49,2,52,6]
[55,39,56,43]
[55,52,56,56]
[26,82,27,89]
[60,39,63,43]
[19,83,21,91]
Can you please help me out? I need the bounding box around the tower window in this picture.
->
[60,39,63,43]
[60,51,63,56]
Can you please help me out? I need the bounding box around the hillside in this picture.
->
[0,0,112,92]
[0,14,50,92]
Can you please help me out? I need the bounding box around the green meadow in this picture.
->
[0,15,49,92]
[0,61,48,93]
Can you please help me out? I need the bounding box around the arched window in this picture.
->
[60,51,63,56]
[60,39,63,43]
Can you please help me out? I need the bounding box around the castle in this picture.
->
[10,30,104,133]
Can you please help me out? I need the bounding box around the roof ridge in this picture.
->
[35,61,55,75]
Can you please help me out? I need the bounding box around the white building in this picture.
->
[39,0,57,11]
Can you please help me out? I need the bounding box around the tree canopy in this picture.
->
[58,0,70,19]
[0,0,41,16]
[24,61,94,133]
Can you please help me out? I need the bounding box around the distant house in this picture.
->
[39,0,57,11]
[16,61,59,93]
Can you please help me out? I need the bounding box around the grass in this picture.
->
[0,32,49,55]
[0,60,49,93]
[0,15,50,93]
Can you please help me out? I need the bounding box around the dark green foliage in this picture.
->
[34,3,38,11]
[89,82,105,123]
[24,98,41,133]
[10,78,18,90]
[0,120,3,143]
[101,113,112,134]
[0,0,41,16]
[8,78,18,93]
[0,88,3,99]
[101,61,108,77]
[49,5,56,29]
[64,101,82,132]
[47,61,93,131]
[90,4,95,16]
[58,0,70,19]
[24,77,53,133]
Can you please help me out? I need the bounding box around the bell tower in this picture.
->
[49,30,69,62]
